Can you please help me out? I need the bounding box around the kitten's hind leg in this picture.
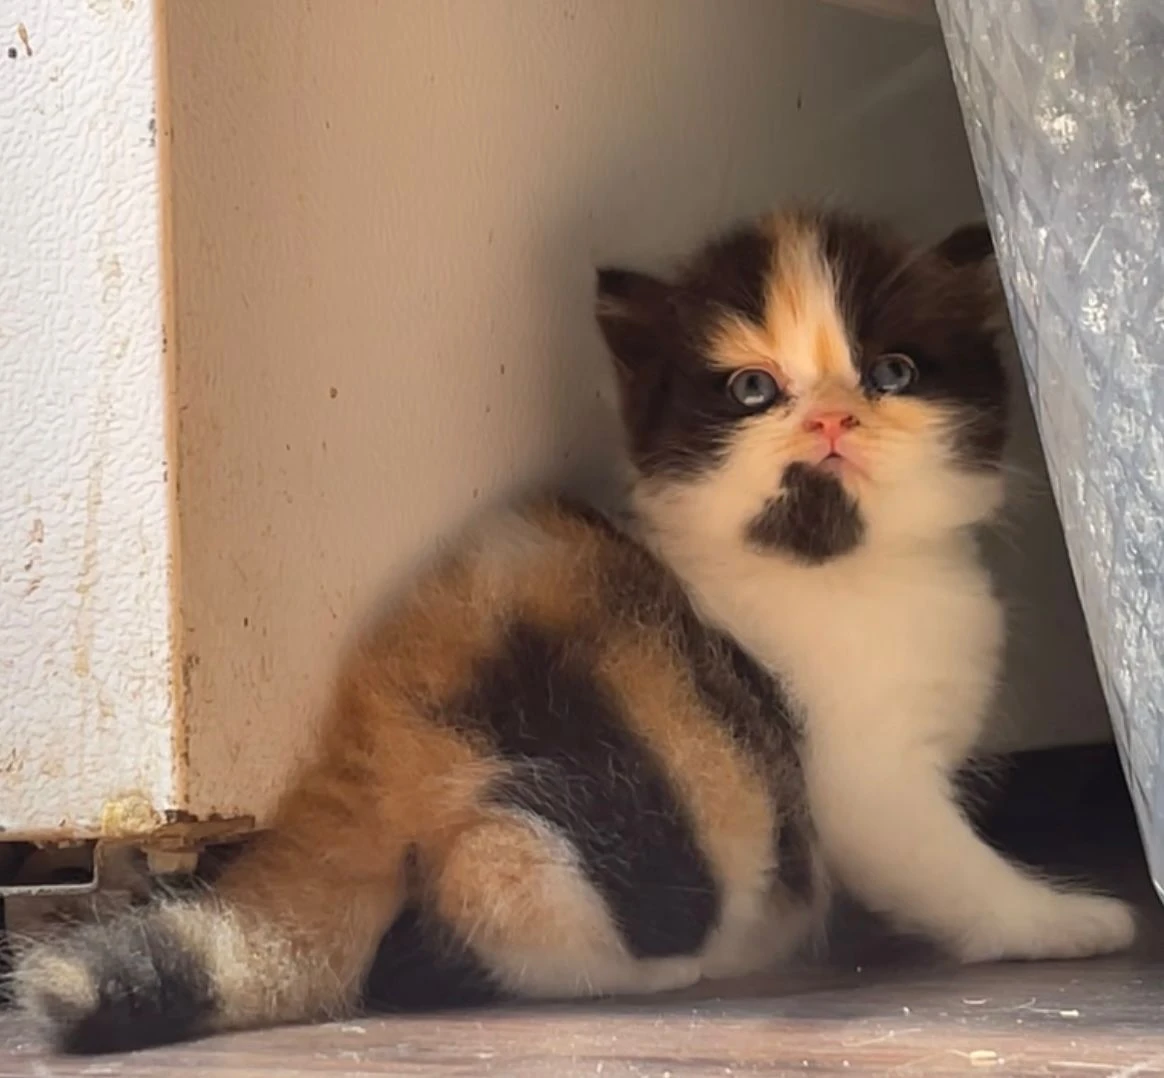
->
[428,809,704,1001]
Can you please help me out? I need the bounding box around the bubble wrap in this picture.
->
[934,0,1164,891]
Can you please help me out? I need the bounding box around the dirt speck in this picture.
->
[30,518,44,543]
[329,386,338,399]
[17,23,31,56]
[101,253,123,299]
[7,46,16,60]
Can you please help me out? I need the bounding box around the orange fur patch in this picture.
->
[709,214,855,391]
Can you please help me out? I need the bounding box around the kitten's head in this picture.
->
[595,209,1008,565]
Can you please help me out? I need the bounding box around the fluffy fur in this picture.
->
[12,208,1134,1054]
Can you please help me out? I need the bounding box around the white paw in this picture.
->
[955,891,1136,964]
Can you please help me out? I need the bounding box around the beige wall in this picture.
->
[164,0,1108,823]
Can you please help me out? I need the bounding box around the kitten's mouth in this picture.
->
[812,451,867,481]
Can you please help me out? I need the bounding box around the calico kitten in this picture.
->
[13,208,1134,1055]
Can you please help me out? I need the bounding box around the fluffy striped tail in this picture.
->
[13,842,403,1054]
[15,904,222,1054]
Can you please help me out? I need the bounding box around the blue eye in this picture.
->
[727,368,780,412]
[865,352,918,395]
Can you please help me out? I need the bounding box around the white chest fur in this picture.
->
[674,536,1004,772]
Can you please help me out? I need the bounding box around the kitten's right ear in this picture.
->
[595,267,674,381]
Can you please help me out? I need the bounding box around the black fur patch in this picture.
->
[454,621,719,960]
[680,224,774,324]
[26,913,216,1055]
[746,463,865,564]
[775,816,816,902]
[362,906,504,1012]
[595,223,776,480]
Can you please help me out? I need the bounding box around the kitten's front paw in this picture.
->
[956,892,1136,964]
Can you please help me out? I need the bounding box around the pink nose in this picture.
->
[803,410,859,443]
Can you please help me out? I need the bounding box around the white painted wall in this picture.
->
[0,0,1110,842]
[0,1,178,838]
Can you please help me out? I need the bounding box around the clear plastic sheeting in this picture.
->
[935,0,1164,892]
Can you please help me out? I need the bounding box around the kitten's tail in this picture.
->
[12,841,402,1055]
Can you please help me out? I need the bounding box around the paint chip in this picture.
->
[968,1050,1000,1067]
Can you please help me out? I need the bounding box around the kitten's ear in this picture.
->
[934,222,994,267]
[595,267,675,381]
[934,222,1008,328]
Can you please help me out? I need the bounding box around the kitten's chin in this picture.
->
[808,451,867,481]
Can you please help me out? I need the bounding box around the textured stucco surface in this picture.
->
[0,2,176,836]
[164,0,1104,827]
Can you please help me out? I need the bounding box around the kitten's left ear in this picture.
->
[934,222,994,267]
[934,221,1007,326]
[595,267,675,382]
